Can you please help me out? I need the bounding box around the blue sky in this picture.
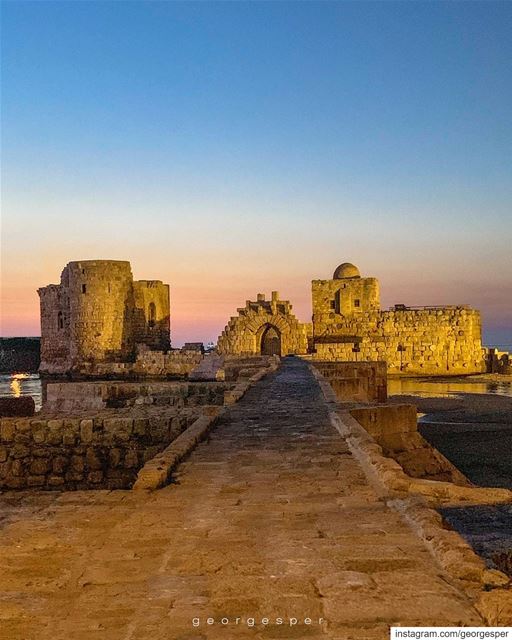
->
[1,1,511,346]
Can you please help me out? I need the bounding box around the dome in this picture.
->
[333,263,360,279]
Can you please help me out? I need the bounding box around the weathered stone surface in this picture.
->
[0,358,485,637]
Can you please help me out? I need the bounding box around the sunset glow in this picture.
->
[1,2,511,347]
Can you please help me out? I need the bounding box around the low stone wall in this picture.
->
[0,407,199,491]
[222,355,280,382]
[310,360,387,403]
[52,350,204,380]
[133,349,203,377]
[350,404,469,484]
[44,380,232,413]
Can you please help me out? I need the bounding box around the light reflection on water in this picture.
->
[388,378,512,398]
[0,373,43,410]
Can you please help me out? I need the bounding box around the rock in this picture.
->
[0,397,35,417]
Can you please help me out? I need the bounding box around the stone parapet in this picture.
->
[43,380,231,413]
[312,307,484,375]
[0,406,200,491]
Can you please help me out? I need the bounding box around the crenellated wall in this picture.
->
[217,292,309,356]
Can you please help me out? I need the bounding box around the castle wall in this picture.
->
[38,261,171,375]
[39,284,71,374]
[0,408,199,490]
[217,292,309,356]
[66,261,135,365]
[133,280,170,350]
[312,307,484,374]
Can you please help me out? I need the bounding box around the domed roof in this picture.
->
[333,263,360,279]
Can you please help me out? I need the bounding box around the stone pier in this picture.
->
[0,358,484,639]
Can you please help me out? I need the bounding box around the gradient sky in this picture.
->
[1,1,511,347]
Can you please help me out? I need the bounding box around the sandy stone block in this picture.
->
[11,443,30,459]
[32,427,47,444]
[4,476,26,488]
[48,475,65,486]
[0,420,15,442]
[85,447,103,470]
[15,419,32,434]
[88,470,104,483]
[109,448,122,468]
[0,446,7,463]
[30,458,50,475]
[53,455,69,474]
[124,449,139,469]
[80,419,94,443]
[47,420,64,444]
[27,475,46,487]
[11,459,24,476]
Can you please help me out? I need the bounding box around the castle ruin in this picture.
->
[38,260,170,375]
[218,262,485,375]
[38,259,485,376]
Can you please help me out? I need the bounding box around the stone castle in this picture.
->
[218,262,485,375]
[38,260,170,375]
[38,259,485,376]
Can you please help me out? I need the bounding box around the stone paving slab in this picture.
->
[0,357,483,639]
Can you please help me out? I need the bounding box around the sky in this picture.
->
[1,1,511,347]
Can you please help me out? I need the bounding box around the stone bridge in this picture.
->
[0,358,509,639]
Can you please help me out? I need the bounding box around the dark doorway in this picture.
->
[260,325,281,356]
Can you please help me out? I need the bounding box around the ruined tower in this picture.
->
[38,260,170,375]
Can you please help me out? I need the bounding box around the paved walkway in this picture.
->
[0,358,482,639]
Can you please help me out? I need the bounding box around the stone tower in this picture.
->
[312,262,380,324]
[38,260,170,375]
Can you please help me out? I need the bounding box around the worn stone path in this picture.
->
[0,358,482,640]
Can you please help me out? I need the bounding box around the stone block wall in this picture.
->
[312,276,380,318]
[133,348,203,377]
[350,404,470,484]
[485,348,511,374]
[0,408,199,490]
[217,292,308,356]
[44,380,232,413]
[312,307,484,375]
[311,361,387,403]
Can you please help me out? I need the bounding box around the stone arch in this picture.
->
[258,324,282,356]
[217,293,309,356]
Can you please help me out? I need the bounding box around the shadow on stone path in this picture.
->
[0,358,482,639]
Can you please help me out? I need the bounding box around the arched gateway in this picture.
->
[217,291,309,357]
[259,324,281,356]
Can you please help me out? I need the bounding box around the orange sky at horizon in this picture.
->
[1,255,511,347]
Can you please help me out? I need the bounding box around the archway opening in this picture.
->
[148,302,156,328]
[260,324,281,356]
